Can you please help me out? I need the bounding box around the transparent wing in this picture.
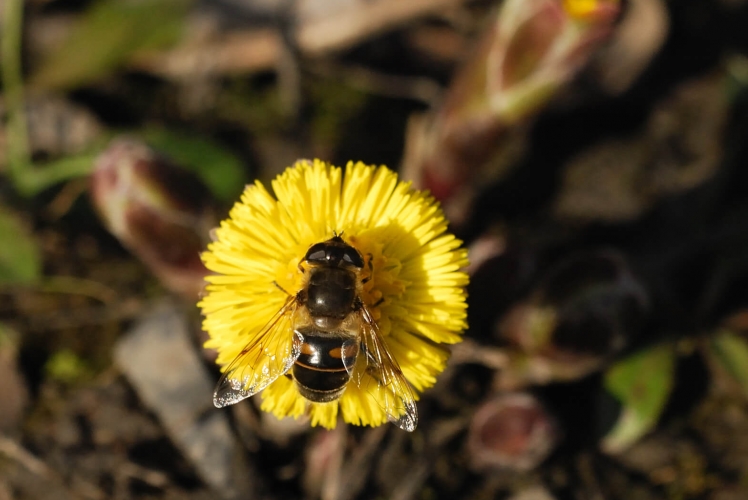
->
[351,304,418,432]
[213,295,302,408]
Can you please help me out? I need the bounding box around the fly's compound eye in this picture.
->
[303,238,364,268]
[341,247,364,269]
[305,243,328,264]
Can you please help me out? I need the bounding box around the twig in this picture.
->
[295,0,471,56]
[131,29,283,79]
[390,460,431,500]
[450,339,509,370]
[308,62,443,106]
[0,434,50,478]
[23,298,145,331]
[35,275,119,303]
[45,177,91,220]
[0,434,106,500]
[119,461,170,489]
[576,453,606,500]
[131,0,472,80]
[0,275,120,310]
[337,426,388,500]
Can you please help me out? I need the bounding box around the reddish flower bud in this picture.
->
[467,393,559,471]
[404,0,621,213]
[90,138,214,299]
[497,251,648,388]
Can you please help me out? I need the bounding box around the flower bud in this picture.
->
[404,0,621,209]
[303,426,346,500]
[467,393,559,471]
[89,138,214,299]
[497,250,648,388]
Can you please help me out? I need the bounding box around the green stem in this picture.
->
[0,275,118,303]
[1,2,94,197]
[21,154,98,193]
[37,275,118,303]
[1,0,31,180]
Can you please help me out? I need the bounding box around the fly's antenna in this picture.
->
[272,280,293,296]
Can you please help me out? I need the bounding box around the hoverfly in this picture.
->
[212,235,418,431]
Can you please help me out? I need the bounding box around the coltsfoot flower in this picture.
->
[199,159,469,429]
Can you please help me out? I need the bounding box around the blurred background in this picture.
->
[3,0,748,498]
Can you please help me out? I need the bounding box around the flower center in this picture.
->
[347,232,406,328]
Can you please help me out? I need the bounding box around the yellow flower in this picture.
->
[562,0,619,21]
[199,159,469,429]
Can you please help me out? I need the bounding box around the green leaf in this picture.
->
[139,128,248,203]
[601,344,675,454]
[45,349,93,384]
[31,0,191,90]
[0,209,41,285]
[709,330,748,394]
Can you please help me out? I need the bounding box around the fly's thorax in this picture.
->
[304,266,358,319]
[313,315,342,329]
[292,306,362,338]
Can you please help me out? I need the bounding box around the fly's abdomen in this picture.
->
[293,330,359,403]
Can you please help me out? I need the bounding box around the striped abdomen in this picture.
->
[293,329,359,403]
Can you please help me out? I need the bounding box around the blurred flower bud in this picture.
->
[90,138,214,299]
[303,426,346,500]
[590,0,669,95]
[467,241,537,340]
[403,0,621,218]
[486,0,619,120]
[467,393,558,472]
[497,250,648,388]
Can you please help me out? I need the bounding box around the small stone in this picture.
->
[114,301,254,498]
